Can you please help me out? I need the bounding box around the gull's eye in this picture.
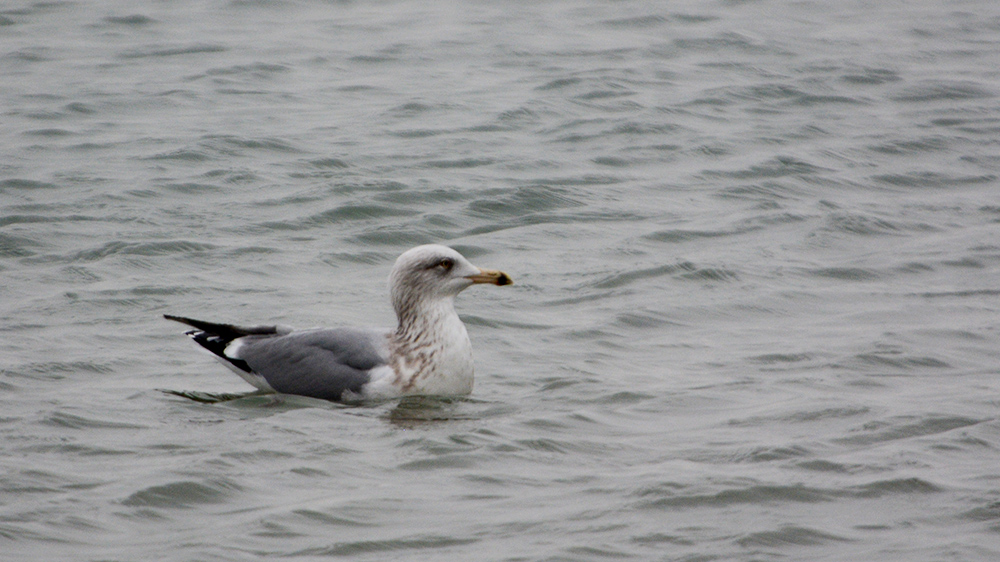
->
[438,258,455,271]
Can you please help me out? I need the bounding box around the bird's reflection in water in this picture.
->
[162,389,484,426]
[384,395,476,428]
[161,389,271,404]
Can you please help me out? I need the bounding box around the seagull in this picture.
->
[165,244,512,402]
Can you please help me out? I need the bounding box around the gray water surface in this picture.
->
[3,1,1000,560]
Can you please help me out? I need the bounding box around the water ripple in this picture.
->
[736,526,852,547]
[834,416,983,446]
[119,44,228,59]
[295,536,478,557]
[121,479,243,509]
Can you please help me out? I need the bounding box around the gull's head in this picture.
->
[389,245,512,313]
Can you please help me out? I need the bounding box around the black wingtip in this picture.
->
[163,315,234,337]
[164,314,202,327]
[165,314,255,373]
[163,314,282,340]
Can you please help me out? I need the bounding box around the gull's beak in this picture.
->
[466,268,513,286]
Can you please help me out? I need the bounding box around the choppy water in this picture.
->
[3,0,1000,560]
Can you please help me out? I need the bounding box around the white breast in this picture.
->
[362,306,476,399]
[408,312,475,396]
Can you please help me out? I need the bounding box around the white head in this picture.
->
[388,245,511,322]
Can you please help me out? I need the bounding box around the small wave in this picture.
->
[614,310,676,329]
[843,351,951,370]
[821,212,912,236]
[736,526,853,547]
[703,156,828,180]
[385,101,441,116]
[796,460,854,473]
[643,227,754,243]
[841,67,901,85]
[19,443,127,457]
[144,135,301,162]
[202,134,301,154]
[310,204,411,224]
[636,483,832,509]
[19,360,114,377]
[918,288,1000,299]
[941,256,984,268]
[466,185,584,218]
[513,437,571,454]
[4,48,53,63]
[24,128,75,137]
[204,62,290,78]
[349,53,399,64]
[350,228,435,247]
[795,93,862,106]
[118,43,227,59]
[729,407,870,427]
[591,263,686,289]
[718,183,805,202]
[70,240,217,261]
[591,156,632,167]
[535,77,583,91]
[121,479,242,509]
[423,158,495,169]
[834,416,982,446]
[868,136,949,155]
[291,508,374,527]
[891,80,995,102]
[960,502,1000,522]
[630,532,695,546]
[638,476,942,512]
[692,83,859,108]
[64,101,95,114]
[389,128,444,138]
[143,148,213,162]
[601,15,669,29]
[589,260,738,289]
[491,106,542,129]
[549,120,682,143]
[42,411,146,430]
[0,232,43,257]
[737,445,813,463]
[933,117,1000,135]
[3,468,99,500]
[101,14,156,26]
[848,477,942,497]
[587,390,656,405]
[307,157,349,169]
[397,453,478,470]
[159,182,223,194]
[807,267,881,281]
[575,83,636,102]
[748,352,814,364]
[873,171,996,188]
[678,266,739,282]
[0,178,59,190]
[297,535,478,557]
[675,32,776,55]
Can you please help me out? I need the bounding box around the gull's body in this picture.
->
[165,245,511,401]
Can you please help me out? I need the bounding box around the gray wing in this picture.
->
[233,328,390,401]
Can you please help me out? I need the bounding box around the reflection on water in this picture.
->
[384,396,485,428]
[160,389,274,404]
